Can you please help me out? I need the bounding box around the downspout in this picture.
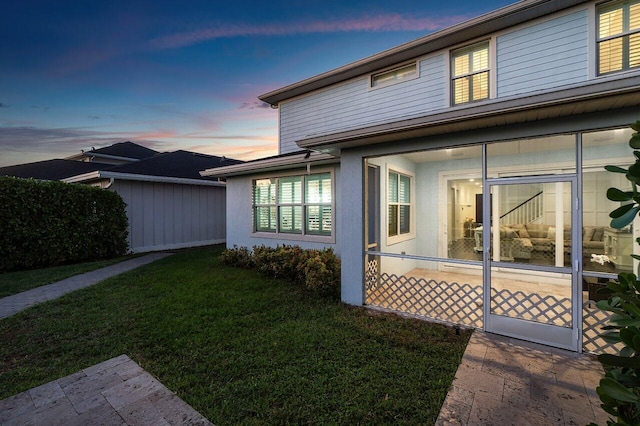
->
[105,178,115,189]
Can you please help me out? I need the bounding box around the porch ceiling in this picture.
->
[296,75,640,154]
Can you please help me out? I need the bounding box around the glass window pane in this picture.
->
[472,71,489,101]
[631,3,640,31]
[278,176,301,204]
[630,33,640,68]
[372,63,416,87]
[388,172,398,203]
[279,206,302,233]
[399,175,411,203]
[399,205,411,234]
[453,77,470,104]
[255,206,276,232]
[453,54,469,77]
[599,38,624,73]
[599,7,624,38]
[472,46,489,71]
[306,205,332,235]
[306,173,331,203]
[388,205,398,236]
[253,179,275,204]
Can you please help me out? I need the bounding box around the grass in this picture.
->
[0,246,471,425]
[0,255,139,298]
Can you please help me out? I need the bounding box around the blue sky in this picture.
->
[0,0,514,167]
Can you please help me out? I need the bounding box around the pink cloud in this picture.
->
[149,14,471,50]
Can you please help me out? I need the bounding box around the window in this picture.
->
[597,0,640,74]
[451,41,490,105]
[371,63,417,88]
[388,170,413,241]
[252,172,332,237]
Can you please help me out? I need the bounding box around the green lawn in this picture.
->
[0,246,470,425]
[0,255,138,298]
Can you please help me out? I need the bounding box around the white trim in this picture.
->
[63,171,225,187]
[250,167,336,244]
[201,152,337,177]
[130,239,225,253]
[386,165,416,246]
[86,153,141,163]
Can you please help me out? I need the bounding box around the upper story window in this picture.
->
[451,41,490,105]
[253,172,333,238]
[387,169,414,244]
[371,63,417,88]
[598,0,640,75]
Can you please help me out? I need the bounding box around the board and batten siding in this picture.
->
[496,9,589,98]
[112,180,226,253]
[279,55,447,154]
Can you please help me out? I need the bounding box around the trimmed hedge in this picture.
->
[0,177,129,271]
[221,245,341,298]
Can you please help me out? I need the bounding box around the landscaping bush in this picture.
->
[221,245,341,297]
[0,176,129,271]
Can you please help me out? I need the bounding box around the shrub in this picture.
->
[0,177,128,271]
[219,245,340,297]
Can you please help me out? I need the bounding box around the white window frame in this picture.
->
[251,168,335,243]
[596,0,640,75]
[450,40,491,106]
[370,62,419,89]
[386,166,415,246]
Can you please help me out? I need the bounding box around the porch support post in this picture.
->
[555,182,564,267]
[340,151,365,306]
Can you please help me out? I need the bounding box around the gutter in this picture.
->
[200,151,338,177]
[62,171,225,187]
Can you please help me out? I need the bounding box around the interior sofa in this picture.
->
[474,223,606,260]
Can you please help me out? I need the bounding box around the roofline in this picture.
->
[63,171,225,187]
[297,74,640,151]
[200,152,338,177]
[259,0,589,105]
[84,153,144,162]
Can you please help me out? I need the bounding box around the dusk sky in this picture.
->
[1,0,514,167]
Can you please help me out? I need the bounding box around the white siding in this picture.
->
[497,10,589,98]
[279,55,447,154]
[112,180,226,253]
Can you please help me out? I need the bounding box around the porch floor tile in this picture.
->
[436,331,609,426]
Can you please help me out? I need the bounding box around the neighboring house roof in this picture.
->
[0,159,114,181]
[201,151,338,178]
[66,141,159,162]
[109,150,243,180]
[259,0,589,106]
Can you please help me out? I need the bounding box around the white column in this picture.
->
[492,186,500,262]
[555,182,564,267]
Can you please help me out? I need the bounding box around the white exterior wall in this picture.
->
[279,55,446,154]
[112,180,226,252]
[278,5,595,155]
[225,165,341,254]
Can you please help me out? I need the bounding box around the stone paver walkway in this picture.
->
[0,355,212,425]
[436,331,610,425]
[0,253,172,319]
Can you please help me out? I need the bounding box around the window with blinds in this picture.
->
[451,41,490,105]
[388,170,412,239]
[252,172,333,237]
[597,0,640,75]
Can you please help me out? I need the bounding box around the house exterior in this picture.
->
[1,143,242,253]
[203,0,640,353]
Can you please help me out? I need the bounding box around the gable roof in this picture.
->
[0,159,114,181]
[84,141,159,161]
[108,150,243,180]
[259,0,589,106]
